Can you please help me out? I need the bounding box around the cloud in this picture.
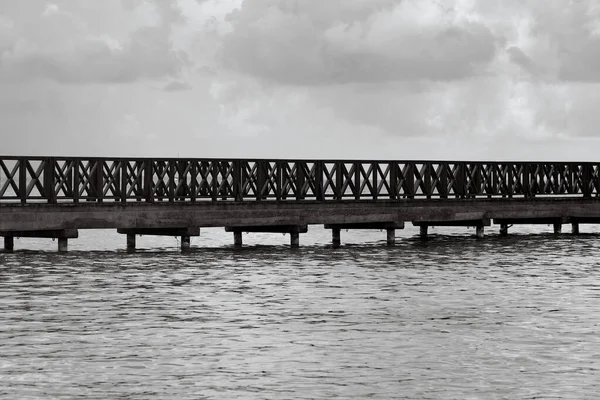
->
[162,80,193,91]
[0,1,188,84]
[220,0,499,85]
[4,0,600,161]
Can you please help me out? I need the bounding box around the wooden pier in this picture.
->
[1,157,600,251]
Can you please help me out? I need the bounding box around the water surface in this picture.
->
[1,226,599,399]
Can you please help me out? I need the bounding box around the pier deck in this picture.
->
[1,157,600,250]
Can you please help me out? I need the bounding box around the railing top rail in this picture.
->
[1,156,600,164]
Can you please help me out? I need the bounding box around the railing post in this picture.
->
[389,162,398,200]
[491,164,499,196]
[73,159,80,204]
[233,160,241,201]
[456,163,466,198]
[439,163,448,199]
[522,163,531,198]
[190,161,198,202]
[44,157,56,204]
[168,161,175,202]
[275,161,282,201]
[582,163,592,197]
[424,163,432,199]
[19,157,27,204]
[211,160,219,202]
[256,161,265,201]
[405,163,414,199]
[121,160,127,203]
[96,159,104,203]
[507,164,514,198]
[590,164,598,197]
[335,162,343,201]
[473,163,482,197]
[144,159,153,203]
[372,162,378,200]
[315,161,324,201]
[354,162,360,200]
[569,163,576,194]
[296,162,305,200]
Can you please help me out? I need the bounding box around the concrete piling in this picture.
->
[290,232,300,248]
[476,225,485,239]
[332,228,341,248]
[500,224,508,236]
[572,223,580,235]
[386,229,395,246]
[419,225,428,240]
[4,236,14,252]
[58,238,68,252]
[233,231,243,247]
[127,233,136,250]
[181,236,191,251]
[553,223,562,234]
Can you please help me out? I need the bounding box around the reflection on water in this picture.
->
[1,227,600,399]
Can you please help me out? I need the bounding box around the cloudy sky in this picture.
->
[1,0,600,160]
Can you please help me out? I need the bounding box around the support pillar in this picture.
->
[233,231,243,247]
[553,223,562,234]
[332,228,341,248]
[4,236,14,251]
[499,224,508,237]
[476,225,485,239]
[127,233,136,250]
[386,229,395,246]
[290,232,300,248]
[58,238,68,252]
[572,223,580,235]
[181,236,191,251]
[419,225,428,240]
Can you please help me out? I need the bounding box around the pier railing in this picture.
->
[0,157,598,204]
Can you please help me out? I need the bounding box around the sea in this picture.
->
[1,224,599,399]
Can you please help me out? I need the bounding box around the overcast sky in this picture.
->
[2,0,600,160]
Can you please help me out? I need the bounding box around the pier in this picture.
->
[1,157,600,251]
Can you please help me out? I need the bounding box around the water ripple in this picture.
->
[1,228,600,398]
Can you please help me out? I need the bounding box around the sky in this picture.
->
[1,0,600,160]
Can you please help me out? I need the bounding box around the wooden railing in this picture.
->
[0,157,598,204]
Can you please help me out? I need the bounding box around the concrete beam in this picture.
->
[117,227,198,251]
[493,217,568,226]
[324,222,404,230]
[116,227,200,236]
[225,225,308,234]
[569,217,600,225]
[324,222,402,246]
[224,225,307,248]
[0,229,79,239]
[411,218,491,227]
